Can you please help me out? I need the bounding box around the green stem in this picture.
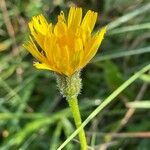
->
[67,96,87,150]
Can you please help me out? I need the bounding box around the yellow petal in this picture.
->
[68,7,82,30]
[30,14,48,35]
[33,62,52,70]
[54,21,67,37]
[58,11,66,23]
[82,26,107,67]
[81,10,97,33]
[29,15,49,50]
[23,36,44,61]
[62,46,70,65]
[44,33,57,67]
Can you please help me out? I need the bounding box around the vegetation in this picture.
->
[0,0,150,149]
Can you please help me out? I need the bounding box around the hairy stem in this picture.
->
[67,96,87,150]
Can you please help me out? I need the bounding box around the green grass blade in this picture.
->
[127,101,150,109]
[140,74,150,83]
[57,64,150,150]
[109,23,150,35]
[92,47,150,62]
[107,3,150,30]
[49,122,62,150]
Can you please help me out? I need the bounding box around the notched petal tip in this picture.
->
[81,9,98,33]
[58,11,66,23]
[29,14,49,35]
[68,7,82,28]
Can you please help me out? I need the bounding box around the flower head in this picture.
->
[24,7,106,76]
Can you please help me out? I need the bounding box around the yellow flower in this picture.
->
[24,7,107,76]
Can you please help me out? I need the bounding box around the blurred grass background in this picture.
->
[0,0,150,150]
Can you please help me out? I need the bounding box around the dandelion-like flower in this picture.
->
[24,7,106,76]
